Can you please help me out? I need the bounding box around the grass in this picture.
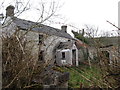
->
[58,64,105,88]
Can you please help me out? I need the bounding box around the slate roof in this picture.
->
[75,39,88,49]
[87,37,119,47]
[57,41,73,49]
[12,17,73,39]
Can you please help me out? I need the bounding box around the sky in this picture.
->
[58,0,119,36]
[0,0,119,36]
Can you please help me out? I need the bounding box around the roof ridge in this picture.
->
[12,17,73,39]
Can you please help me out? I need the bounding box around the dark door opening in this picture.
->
[102,51,110,64]
[72,49,76,66]
[62,52,66,59]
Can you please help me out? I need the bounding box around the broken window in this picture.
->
[62,52,65,59]
[39,34,43,44]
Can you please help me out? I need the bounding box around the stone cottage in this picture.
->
[2,5,78,66]
[99,44,119,65]
[88,37,119,64]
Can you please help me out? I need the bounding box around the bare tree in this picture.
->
[84,25,99,38]
[1,0,62,88]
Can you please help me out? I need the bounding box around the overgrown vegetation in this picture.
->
[1,0,119,89]
[72,30,89,44]
[57,65,104,88]
[57,61,119,88]
[2,30,44,88]
[71,24,120,89]
[1,0,63,88]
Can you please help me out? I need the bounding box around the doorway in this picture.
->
[102,51,110,64]
[72,49,76,66]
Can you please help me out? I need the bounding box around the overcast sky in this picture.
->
[61,0,119,29]
[0,0,119,36]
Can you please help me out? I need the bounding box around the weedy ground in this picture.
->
[57,64,109,88]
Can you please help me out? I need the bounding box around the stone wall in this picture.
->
[88,45,119,65]
[99,46,119,64]
[18,30,39,63]
[78,47,89,62]
[2,16,74,65]
[88,47,97,60]
[41,35,69,64]
[2,19,39,63]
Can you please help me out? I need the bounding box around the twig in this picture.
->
[106,20,120,30]
[15,35,25,54]
[23,84,39,88]
[4,68,24,88]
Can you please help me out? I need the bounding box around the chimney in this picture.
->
[61,25,67,33]
[6,5,15,17]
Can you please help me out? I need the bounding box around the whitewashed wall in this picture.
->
[56,49,71,66]
[70,44,78,66]
[56,44,78,66]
